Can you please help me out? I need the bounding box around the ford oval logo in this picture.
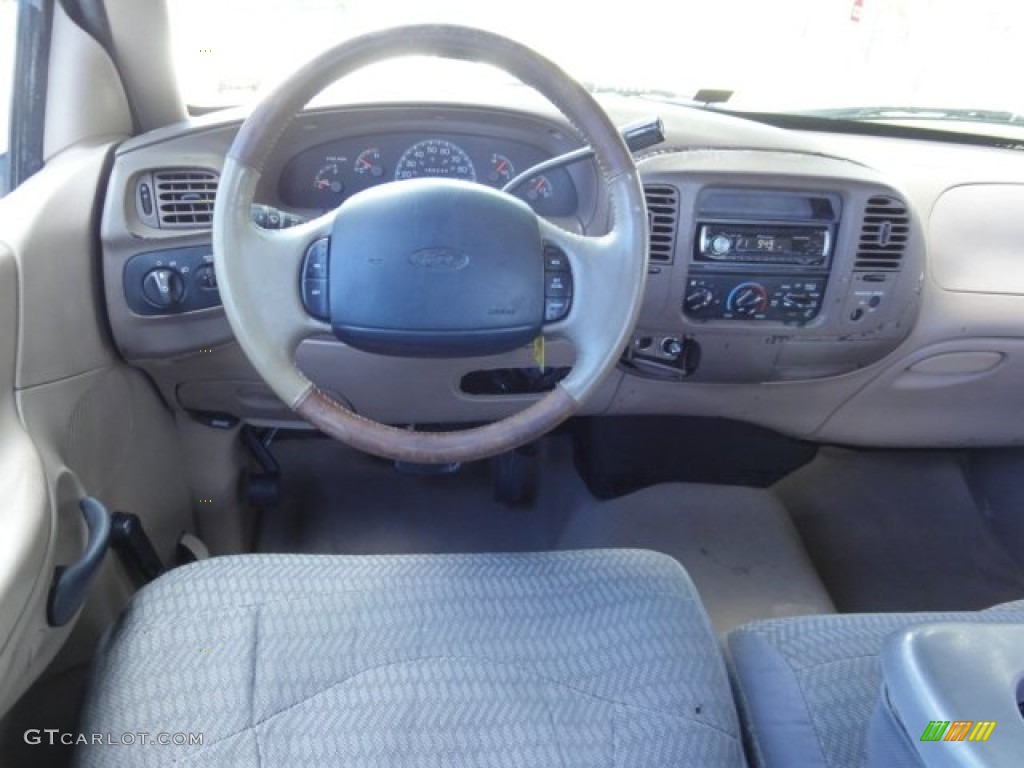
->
[410,247,469,271]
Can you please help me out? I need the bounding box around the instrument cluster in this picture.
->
[278,133,578,216]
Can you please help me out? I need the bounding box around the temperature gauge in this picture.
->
[487,153,515,185]
[354,148,384,177]
[313,163,344,196]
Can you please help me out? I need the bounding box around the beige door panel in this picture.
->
[3,143,121,388]
[0,145,194,718]
[0,245,57,718]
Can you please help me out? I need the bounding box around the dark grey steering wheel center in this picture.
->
[328,178,543,357]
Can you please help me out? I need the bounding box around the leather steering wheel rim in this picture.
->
[213,24,648,464]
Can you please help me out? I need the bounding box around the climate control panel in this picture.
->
[683,274,826,323]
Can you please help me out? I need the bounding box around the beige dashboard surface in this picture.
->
[930,183,1024,295]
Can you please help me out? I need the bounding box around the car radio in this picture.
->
[684,188,842,324]
[695,222,831,267]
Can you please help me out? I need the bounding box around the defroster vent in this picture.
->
[153,169,219,228]
[644,184,679,263]
[855,195,909,270]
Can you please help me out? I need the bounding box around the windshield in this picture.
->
[168,0,1024,135]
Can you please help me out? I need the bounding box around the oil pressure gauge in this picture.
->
[313,163,344,196]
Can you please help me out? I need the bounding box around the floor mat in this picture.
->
[259,434,587,555]
[558,483,834,634]
[261,434,833,633]
[775,448,1024,612]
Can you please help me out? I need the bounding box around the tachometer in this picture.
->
[395,139,476,182]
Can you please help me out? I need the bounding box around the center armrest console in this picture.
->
[871,623,1024,768]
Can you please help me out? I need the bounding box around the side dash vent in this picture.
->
[153,169,219,228]
[855,195,909,270]
[644,184,679,263]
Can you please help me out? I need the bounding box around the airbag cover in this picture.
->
[329,179,543,357]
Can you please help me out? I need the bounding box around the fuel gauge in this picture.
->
[524,175,554,201]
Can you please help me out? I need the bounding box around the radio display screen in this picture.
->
[736,235,793,253]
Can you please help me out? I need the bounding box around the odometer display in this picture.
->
[395,139,477,182]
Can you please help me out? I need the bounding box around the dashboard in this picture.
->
[98,96,1024,448]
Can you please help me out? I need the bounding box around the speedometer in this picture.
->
[394,139,477,182]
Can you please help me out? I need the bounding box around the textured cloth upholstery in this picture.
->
[727,600,1024,768]
[75,550,745,767]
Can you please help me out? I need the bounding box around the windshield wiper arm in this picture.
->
[796,106,1024,126]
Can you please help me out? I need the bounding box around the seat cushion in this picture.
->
[727,600,1024,768]
[76,549,745,767]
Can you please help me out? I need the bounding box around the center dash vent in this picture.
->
[153,169,219,228]
[855,195,909,270]
[644,184,679,263]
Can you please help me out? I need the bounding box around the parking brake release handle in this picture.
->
[47,497,112,627]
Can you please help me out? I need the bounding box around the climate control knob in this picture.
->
[727,282,769,318]
[684,286,715,313]
[142,267,185,309]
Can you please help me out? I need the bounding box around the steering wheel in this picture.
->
[214,25,647,464]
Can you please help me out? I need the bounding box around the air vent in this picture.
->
[153,169,218,228]
[644,184,679,263]
[855,195,910,270]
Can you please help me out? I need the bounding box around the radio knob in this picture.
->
[710,234,732,255]
[684,286,715,313]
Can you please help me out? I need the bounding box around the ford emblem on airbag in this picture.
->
[410,247,470,271]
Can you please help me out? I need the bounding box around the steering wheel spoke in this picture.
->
[214,159,332,406]
[537,176,647,401]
